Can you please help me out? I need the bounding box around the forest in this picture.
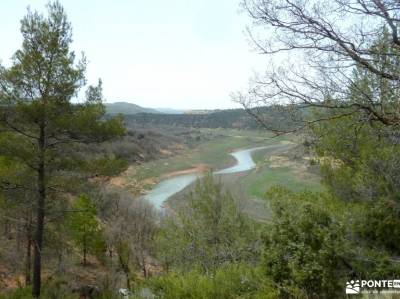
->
[1,1,400,299]
[122,106,301,131]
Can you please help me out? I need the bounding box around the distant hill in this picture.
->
[183,109,214,115]
[106,102,303,131]
[105,102,159,115]
[154,108,184,114]
[123,106,302,131]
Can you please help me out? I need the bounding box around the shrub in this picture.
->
[145,264,277,299]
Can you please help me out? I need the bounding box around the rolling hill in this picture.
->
[105,101,159,115]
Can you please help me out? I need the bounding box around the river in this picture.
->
[142,144,282,209]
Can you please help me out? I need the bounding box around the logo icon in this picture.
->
[346,280,360,294]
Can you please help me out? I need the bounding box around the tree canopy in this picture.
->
[0,2,125,297]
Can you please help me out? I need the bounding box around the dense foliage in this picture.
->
[0,2,124,297]
[67,194,106,266]
[124,106,300,131]
[156,175,260,273]
[3,1,400,298]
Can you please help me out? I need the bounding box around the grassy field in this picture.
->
[162,134,324,221]
[208,143,323,221]
[245,166,323,198]
[124,128,290,183]
[121,128,324,221]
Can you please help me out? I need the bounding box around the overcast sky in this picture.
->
[0,1,265,109]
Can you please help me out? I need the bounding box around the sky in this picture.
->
[0,1,265,109]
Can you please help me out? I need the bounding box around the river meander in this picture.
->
[142,144,283,209]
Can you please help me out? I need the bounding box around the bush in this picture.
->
[156,174,260,272]
[0,288,33,299]
[145,264,277,299]
[263,187,350,299]
[357,198,400,254]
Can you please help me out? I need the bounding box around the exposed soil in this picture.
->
[161,164,211,178]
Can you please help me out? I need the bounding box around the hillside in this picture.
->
[155,108,184,114]
[105,101,159,115]
[124,106,302,131]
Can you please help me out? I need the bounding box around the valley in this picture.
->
[2,1,396,297]
[110,127,322,220]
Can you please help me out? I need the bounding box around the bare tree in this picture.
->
[0,183,35,287]
[103,191,158,289]
[238,0,400,133]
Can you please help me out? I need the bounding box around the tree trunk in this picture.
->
[32,126,46,298]
[141,253,147,278]
[25,215,32,286]
[32,180,45,298]
[125,270,131,290]
[118,254,131,289]
[57,249,65,274]
[83,235,87,266]
[4,219,10,239]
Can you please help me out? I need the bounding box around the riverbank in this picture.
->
[110,128,322,220]
[143,144,291,209]
[112,129,290,195]
[166,142,323,221]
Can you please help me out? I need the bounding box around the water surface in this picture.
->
[214,146,268,174]
[142,145,278,208]
[142,173,199,209]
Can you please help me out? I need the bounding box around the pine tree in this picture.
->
[0,2,124,297]
[68,194,105,266]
